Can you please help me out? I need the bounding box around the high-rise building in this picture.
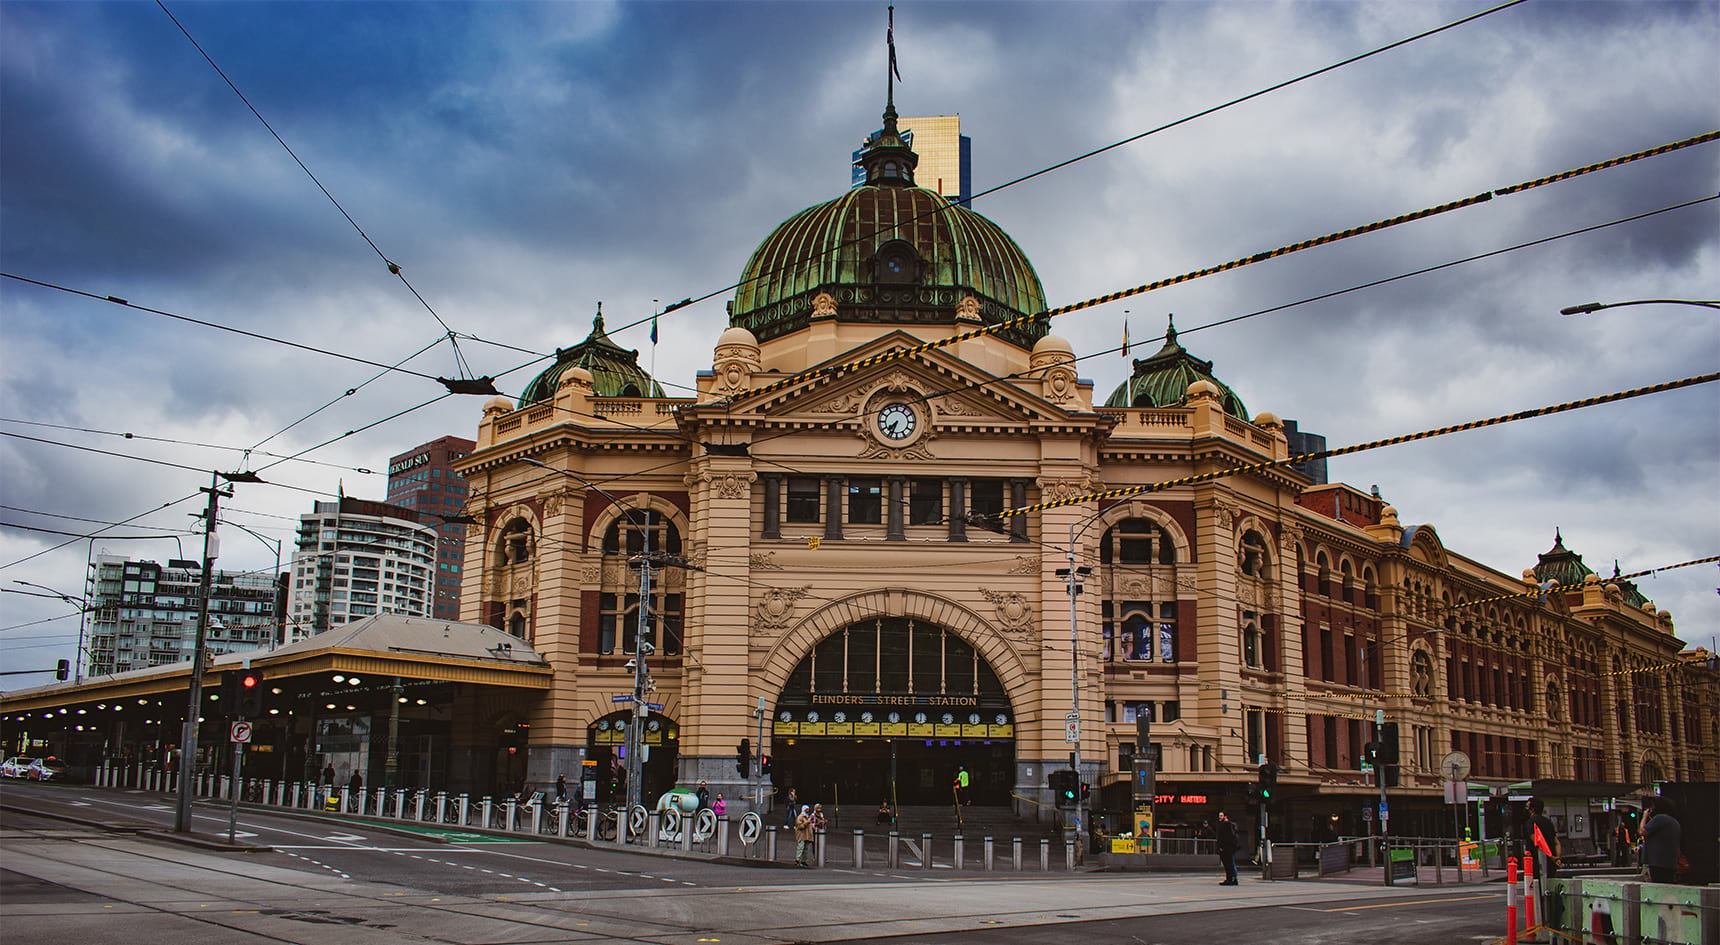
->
[852,114,971,206]
[83,555,280,676]
[286,497,437,643]
[386,436,475,620]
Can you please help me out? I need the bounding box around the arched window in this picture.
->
[1242,616,1261,668]
[1101,518,1176,565]
[497,518,533,566]
[1239,531,1271,577]
[602,509,682,556]
[1546,679,1564,722]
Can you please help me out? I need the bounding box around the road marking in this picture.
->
[1314,894,1499,912]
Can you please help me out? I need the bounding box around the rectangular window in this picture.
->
[969,479,1004,521]
[908,479,943,525]
[847,478,883,524]
[786,477,821,523]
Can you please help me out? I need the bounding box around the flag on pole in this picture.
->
[888,7,902,82]
[1121,310,1130,358]
[650,315,659,345]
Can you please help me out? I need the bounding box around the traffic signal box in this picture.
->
[1050,769,1079,808]
[737,738,751,777]
[1257,762,1278,802]
[223,669,265,717]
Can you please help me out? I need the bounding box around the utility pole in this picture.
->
[175,472,227,833]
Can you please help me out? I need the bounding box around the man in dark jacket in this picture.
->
[1215,811,1241,885]
[1641,797,1683,883]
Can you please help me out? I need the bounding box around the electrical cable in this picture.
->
[0,272,445,383]
[1001,372,1718,517]
[0,493,201,572]
[154,0,478,380]
[0,431,338,498]
[605,0,1534,338]
[0,418,379,475]
[0,506,196,534]
[730,132,1720,405]
[245,334,449,454]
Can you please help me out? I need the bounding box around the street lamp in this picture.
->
[520,457,659,814]
[1051,506,1114,861]
[1559,298,1719,316]
[224,520,284,650]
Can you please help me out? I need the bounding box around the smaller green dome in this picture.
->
[1104,318,1248,417]
[519,307,665,406]
[1532,529,1595,588]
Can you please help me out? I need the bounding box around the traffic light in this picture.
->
[1079,779,1090,805]
[1246,784,1261,805]
[1050,769,1078,808]
[237,670,264,717]
[1258,762,1278,801]
[760,754,772,776]
[220,669,242,709]
[737,738,751,777]
[1362,741,1379,767]
[55,659,70,681]
[1377,722,1400,766]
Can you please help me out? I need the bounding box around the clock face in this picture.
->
[877,403,916,440]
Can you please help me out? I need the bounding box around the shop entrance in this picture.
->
[772,736,1013,808]
[768,616,1017,809]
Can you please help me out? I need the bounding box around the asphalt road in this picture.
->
[3,780,1507,945]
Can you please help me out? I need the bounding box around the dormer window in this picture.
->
[875,241,920,284]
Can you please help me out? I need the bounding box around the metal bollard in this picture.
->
[647,811,661,848]
[503,799,517,831]
[614,808,627,843]
[394,789,406,819]
[984,836,995,871]
[816,829,827,868]
[767,825,779,862]
[415,791,427,821]
[457,793,470,825]
[888,830,899,868]
[1065,838,1076,871]
[852,829,864,869]
[718,817,731,857]
[1013,837,1023,871]
[1040,838,1050,871]
[479,796,493,828]
[922,833,933,870]
[290,782,301,808]
[953,835,965,870]
[557,804,569,837]
[585,807,598,839]
[530,803,542,834]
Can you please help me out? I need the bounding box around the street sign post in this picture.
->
[1064,711,1079,744]
[230,721,253,743]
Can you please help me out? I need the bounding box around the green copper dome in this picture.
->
[1532,530,1595,589]
[1104,319,1248,417]
[519,308,665,406]
[728,107,1047,347]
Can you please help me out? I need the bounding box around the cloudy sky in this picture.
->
[2,1,1716,682]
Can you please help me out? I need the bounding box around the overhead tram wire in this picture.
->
[603,0,1533,339]
[0,418,380,475]
[724,131,1720,406]
[0,432,338,499]
[0,522,201,541]
[0,494,201,572]
[0,273,447,385]
[997,372,1720,519]
[0,506,202,534]
[244,334,449,455]
[464,194,1718,523]
[154,0,479,383]
[693,190,1720,464]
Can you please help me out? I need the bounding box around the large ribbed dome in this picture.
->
[728,107,1047,347]
[1104,319,1248,418]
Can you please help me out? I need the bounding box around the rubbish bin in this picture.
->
[325,794,341,812]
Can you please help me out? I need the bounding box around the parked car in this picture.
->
[27,757,68,782]
[1,756,36,778]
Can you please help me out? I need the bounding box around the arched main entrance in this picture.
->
[769,616,1014,808]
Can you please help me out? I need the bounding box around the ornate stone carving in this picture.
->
[702,471,755,500]
[980,588,1033,635]
[1036,477,1092,505]
[750,552,784,571]
[956,295,983,322]
[510,572,534,597]
[858,440,935,461]
[811,292,837,319]
[812,392,865,415]
[757,586,811,629]
[1041,363,1078,404]
[542,488,577,517]
[1212,502,1240,529]
[582,564,603,583]
[936,399,983,417]
[1008,555,1037,575]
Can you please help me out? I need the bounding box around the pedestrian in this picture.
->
[812,803,827,831]
[1215,811,1241,885]
[322,762,335,785]
[876,799,894,826]
[1640,797,1682,884]
[712,794,726,817]
[783,787,799,827]
[555,774,568,803]
[794,804,816,866]
[349,770,364,794]
[1525,798,1561,876]
[696,779,711,811]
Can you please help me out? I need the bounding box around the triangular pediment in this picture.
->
[731,330,1079,430]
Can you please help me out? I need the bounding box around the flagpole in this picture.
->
[649,299,660,381]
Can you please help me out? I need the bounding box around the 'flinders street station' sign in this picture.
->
[773,691,1014,739]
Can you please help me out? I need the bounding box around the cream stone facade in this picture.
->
[451,105,1718,848]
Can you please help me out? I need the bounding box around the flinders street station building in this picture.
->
[452,101,1718,850]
